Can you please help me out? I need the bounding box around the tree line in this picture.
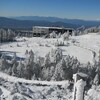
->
[0,48,100,86]
[0,28,16,42]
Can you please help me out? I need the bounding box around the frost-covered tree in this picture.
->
[7,29,15,41]
[24,64,33,79]
[24,50,34,79]
[0,28,16,42]
[0,54,9,72]
[16,60,24,78]
[51,59,64,81]
[29,50,34,62]
[25,50,28,56]
[50,48,62,63]
[43,52,51,68]
[93,73,99,85]
[11,52,17,65]
[58,32,61,38]
[50,31,56,38]
[12,63,17,76]
[41,67,50,80]
[62,31,69,41]
[24,50,34,65]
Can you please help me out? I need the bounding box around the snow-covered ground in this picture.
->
[0,33,100,100]
[0,72,72,100]
[0,71,100,100]
[0,33,100,64]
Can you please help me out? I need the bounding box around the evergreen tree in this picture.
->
[16,60,24,78]
[12,63,17,76]
[0,54,9,72]
[53,48,63,63]
[43,52,51,68]
[24,50,34,79]
[52,59,65,81]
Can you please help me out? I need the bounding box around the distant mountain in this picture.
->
[11,16,100,27]
[0,17,80,29]
[0,16,100,30]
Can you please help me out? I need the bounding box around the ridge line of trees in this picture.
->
[0,28,16,43]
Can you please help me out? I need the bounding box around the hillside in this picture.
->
[0,17,79,29]
[0,33,100,99]
[12,16,100,27]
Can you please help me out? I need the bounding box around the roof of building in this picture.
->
[33,26,74,30]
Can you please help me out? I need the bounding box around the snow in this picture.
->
[77,72,88,78]
[33,26,73,30]
[75,79,86,100]
[0,86,11,99]
[1,33,100,99]
[0,72,72,100]
[85,85,100,100]
[1,33,100,64]
[1,70,100,100]
[0,72,69,86]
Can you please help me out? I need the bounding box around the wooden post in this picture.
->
[73,73,87,100]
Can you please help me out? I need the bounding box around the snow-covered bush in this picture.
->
[50,31,57,38]
[53,40,64,47]
[62,31,69,41]
[1,48,100,83]
[0,49,80,81]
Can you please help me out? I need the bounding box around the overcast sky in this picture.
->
[0,0,100,20]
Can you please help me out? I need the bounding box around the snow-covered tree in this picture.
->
[24,50,35,79]
[16,60,24,78]
[50,31,56,38]
[11,52,17,65]
[57,32,61,38]
[12,63,17,76]
[0,54,9,72]
[93,73,99,85]
[51,59,65,81]
[43,52,51,68]
[0,28,15,42]
[24,50,34,65]
[62,31,69,41]
[52,48,63,63]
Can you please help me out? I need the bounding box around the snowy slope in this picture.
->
[1,33,100,64]
[1,33,100,99]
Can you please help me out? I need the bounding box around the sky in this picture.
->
[0,0,100,20]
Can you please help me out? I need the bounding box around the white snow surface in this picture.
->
[0,33,100,64]
[0,72,72,100]
[0,72,68,86]
[85,85,100,100]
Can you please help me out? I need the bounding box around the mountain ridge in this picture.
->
[0,16,100,29]
[11,16,100,26]
[0,17,80,29]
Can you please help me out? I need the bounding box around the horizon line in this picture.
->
[0,15,100,22]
